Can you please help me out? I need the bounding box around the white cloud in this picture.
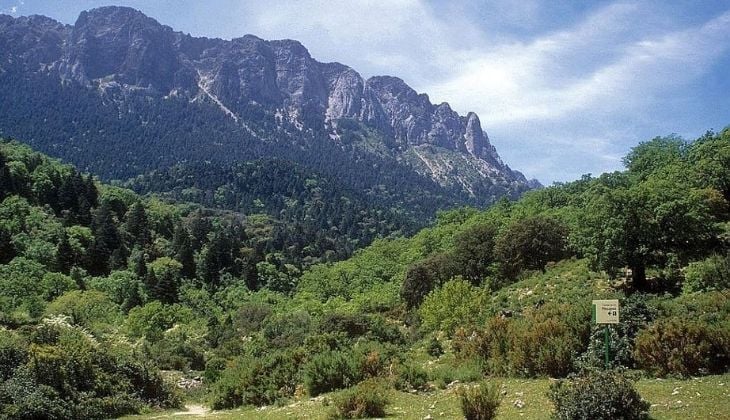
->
[419,4,730,181]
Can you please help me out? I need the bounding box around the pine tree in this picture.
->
[154,269,179,304]
[122,282,144,312]
[190,211,211,251]
[55,230,75,274]
[0,152,9,200]
[125,201,150,247]
[133,251,148,279]
[172,223,196,279]
[144,268,158,298]
[86,201,121,275]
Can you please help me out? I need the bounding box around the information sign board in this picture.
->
[592,299,619,324]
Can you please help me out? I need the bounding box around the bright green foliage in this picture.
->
[683,253,730,293]
[549,371,650,420]
[124,301,194,341]
[0,257,47,318]
[45,290,121,332]
[419,278,486,334]
[689,128,730,199]
[575,174,724,290]
[623,135,687,180]
[41,273,77,301]
[458,382,502,420]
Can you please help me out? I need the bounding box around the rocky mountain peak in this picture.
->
[63,6,179,90]
[0,7,541,198]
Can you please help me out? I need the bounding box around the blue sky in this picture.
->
[3,0,730,183]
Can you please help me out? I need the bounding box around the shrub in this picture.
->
[45,290,121,332]
[633,317,729,376]
[210,350,301,409]
[328,380,389,419]
[578,294,655,370]
[456,317,511,376]
[426,336,444,357]
[458,381,502,420]
[204,357,226,384]
[509,318,578,377]
[419,278,486,335]
[393,362,428,391]
[683,253,730,293]
[549,370,649,420]
[303,350,360,396]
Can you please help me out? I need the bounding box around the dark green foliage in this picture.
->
[124,201,150,247]
[495,215,569,280]
[328,379,389,419]
[303,350,361,396]
[401,252,457,308]
[458,382,502,420]
[393,362,428,391]
[579,294,655,370]
[209,350,301,409]
[0,322,180,419]
[427,336,444,357]
[172,223,196,279]
[54,231,75,274]
[86,201,122,275]
[454,223,499,284]
[549,371,650,420]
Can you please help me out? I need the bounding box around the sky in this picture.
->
[3,0,730,183]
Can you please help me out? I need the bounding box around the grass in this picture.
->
[122,373,730,419]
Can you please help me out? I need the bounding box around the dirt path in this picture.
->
[171,404,210,417]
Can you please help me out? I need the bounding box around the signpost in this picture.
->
[592,299,619,369]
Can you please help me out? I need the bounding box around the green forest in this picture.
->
[0,128,728,419]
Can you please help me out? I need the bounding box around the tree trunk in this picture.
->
[631,263,647,292]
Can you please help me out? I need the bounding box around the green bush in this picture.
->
[454,317,511,376]
[328,380,389,419]
[426,336,444,357]
[393,362,428,391]
[458,381,502,420]
[683,253,730,293]
[578,294,655,370]
[549,370,649,420]
[509,318,578,377]
[303,350,360,396]
[0,320,180,418]
[634,317,729,376]
[210,350,301,409]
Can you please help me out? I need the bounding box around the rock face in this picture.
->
[0,6,539,194]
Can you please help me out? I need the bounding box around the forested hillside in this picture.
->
[0,129,728,418]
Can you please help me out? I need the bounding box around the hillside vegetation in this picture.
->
[0,128,728,418]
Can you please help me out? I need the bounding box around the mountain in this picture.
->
[0,6,537,194]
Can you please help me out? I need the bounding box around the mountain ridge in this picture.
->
[0,6,539,208]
